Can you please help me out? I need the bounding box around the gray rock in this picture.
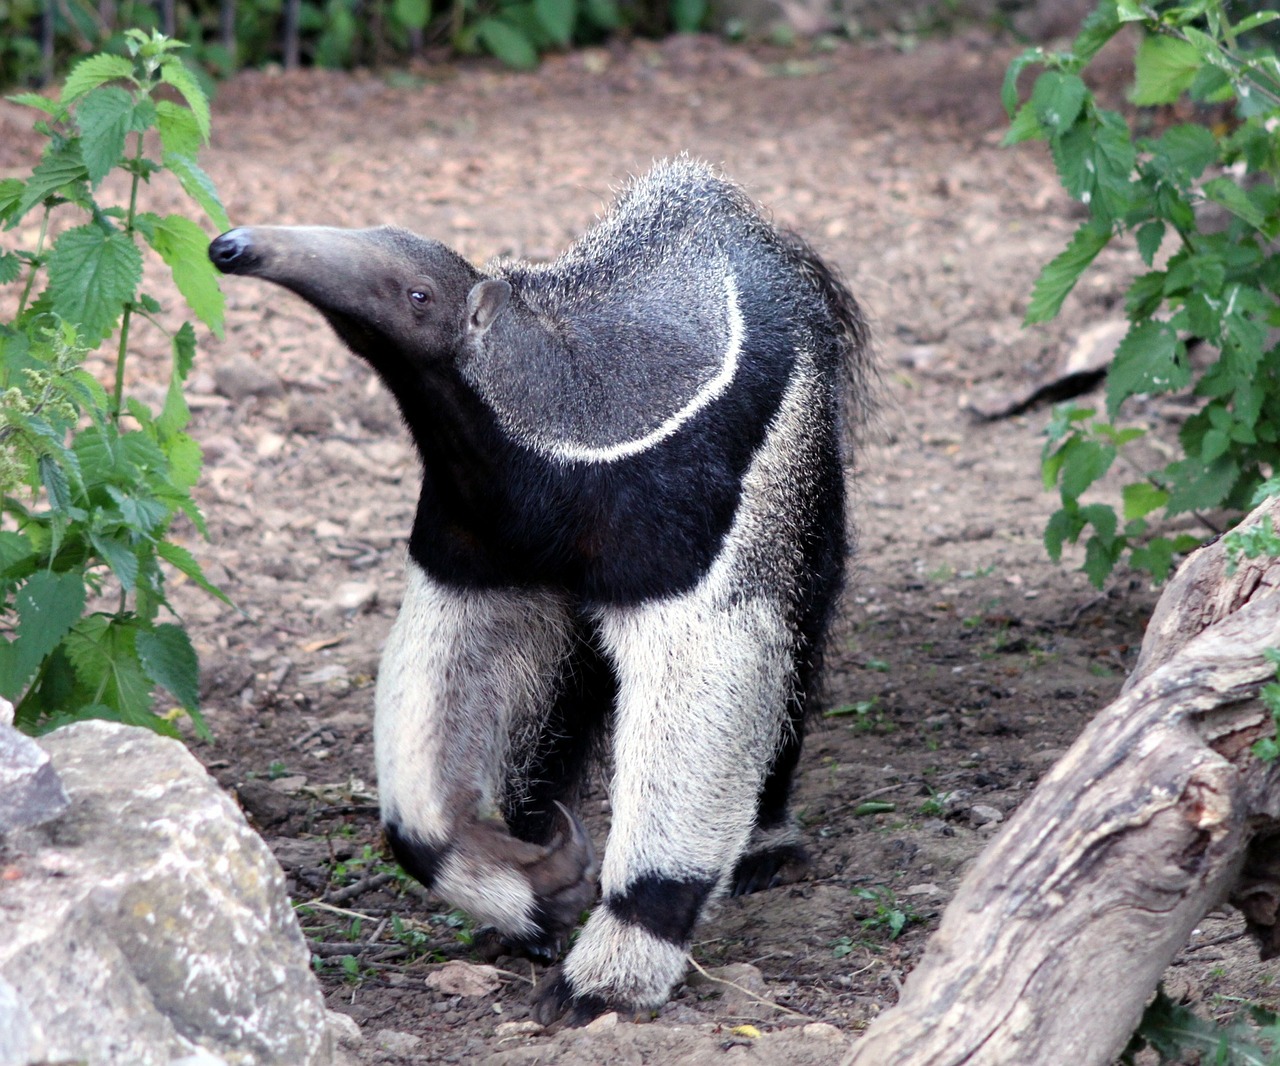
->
[0,720,333,1066]
[0,723,69,834]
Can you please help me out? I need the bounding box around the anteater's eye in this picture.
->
[409,288,432,306]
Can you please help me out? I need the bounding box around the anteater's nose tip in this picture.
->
[208,228,255,274]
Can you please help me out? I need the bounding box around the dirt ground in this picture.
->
[3,27,1276,1064]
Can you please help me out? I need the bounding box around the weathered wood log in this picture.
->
[844,497,1280,1066]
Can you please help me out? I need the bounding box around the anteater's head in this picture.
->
[209,225,511,375]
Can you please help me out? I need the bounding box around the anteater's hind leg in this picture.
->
[376,561,597,958]
[503,614,616,847]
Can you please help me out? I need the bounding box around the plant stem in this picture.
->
[111,128,146,422]
[15,206,51,319]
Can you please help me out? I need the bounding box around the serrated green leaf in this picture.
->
[162,152,231,232]
[157,58,210,142]
[1083,533,1120,588]
[0,530,37,579]
[393,0,431,28]
[0,252,21,284]
[0,570,87,700]
[1059,438,1115,500]
[1165,454,1239,514]
[1107,319,1188,417]
[1044,506,1079,561]
[1122,481,1169,521]
[1150,123,1218,185]
[1072,4,1122,62]
[163,434,202,490]
[11,143,89,224]
[38,453,73,512]
[75,87,137,186]
[154,99,202,158]
[1002,101,1046,146]
[157,540,231,604]
[1136,220,1165,267]
[6,92,64,116]
[47,224,143,347]
[143,214,224,335]
[0,177,22,220]
[1202,176,1268,232]
[1030,71,1087,137]
[475,18,539,69]
[534,0,575,44]
[1000,48,1043,117]
[1024,219,1112,325]
[106,485,169,534]
[61,54,136,103]
[136,622,199,711]
[1128,536,1177,583]
[172,320,196,383]
[1131,34,1201,105]
[89,529,139,591]
[63,614,153,724]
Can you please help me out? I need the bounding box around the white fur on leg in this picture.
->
[375,560,572,935]
[563,907,692,1010]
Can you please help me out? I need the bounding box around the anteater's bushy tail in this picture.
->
[783,230,875,439]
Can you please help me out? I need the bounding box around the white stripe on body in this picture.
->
[375,561,572,936]
[540,275,746,465]
[564,353,830,1005]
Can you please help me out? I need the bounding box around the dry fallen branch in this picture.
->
[844,496,1280,1066]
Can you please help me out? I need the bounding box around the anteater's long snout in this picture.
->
[208,228,261,275]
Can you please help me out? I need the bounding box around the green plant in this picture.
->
[1005,0,1280,587]
[0,31,229,737]
[1124,985,1280,1065]
[852,886,920,941]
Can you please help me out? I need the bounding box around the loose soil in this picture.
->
[3,29,1273,1065]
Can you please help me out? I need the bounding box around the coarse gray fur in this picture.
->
[207,155,872,1024]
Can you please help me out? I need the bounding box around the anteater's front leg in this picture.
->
[376,562,596,956]
[533,586,794,1024]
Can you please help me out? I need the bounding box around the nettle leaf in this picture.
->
[1030,71,1087,137]
[155,100,202,158]
[1024,219,1112,325]
[143,214,225,335]
[12,143,89,223]
[135,622,199,711]
[1052,110,1135,222]
[1150,123,1218,185]
[61,54,136,104]
[1123,481,1168,521]
[1059,438,1116,501]
[63,614,153,724]
[75,86,137,185]
[157,540,232,604]
[1131,34,1201,106]
[157,58,211,142]
[1107,319,1189,417]
[0,251,22,284]
[1002,102,1046,146]
[1202,176,1268,233]
[47,224,143,347]
[163,152,231,232]
[1136,221,1165,267]
[89,529,140,592]
[0,570,87,700]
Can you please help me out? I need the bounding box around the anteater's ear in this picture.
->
[466,279,511,336]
